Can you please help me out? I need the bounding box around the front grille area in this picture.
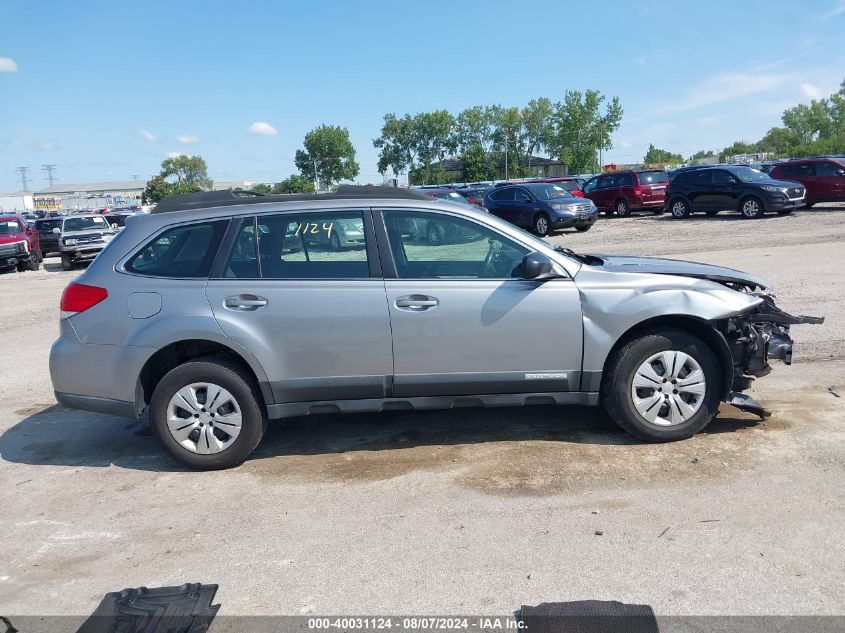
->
[0,241,25,257]
[570,203,593,214]
[787,187,804,199]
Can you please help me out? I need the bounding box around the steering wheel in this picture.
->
[480,239,502,278]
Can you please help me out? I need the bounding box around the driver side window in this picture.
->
[383,210,529,279]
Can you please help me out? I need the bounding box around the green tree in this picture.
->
[295,124,359,188]
[141,176,171,204]
[461,144,493,182]
[687,149,715,163]
[720,140,758,160]
[373,113,418,177]
[490,105,530,178]
[756,127,801,156]
[454,106,494,153]
[643,143,683,164]
[374,110,457,185]
[546,90,623,174]
[141,155,213,203]
[522,97,554,168]
[251,183,273,194]
[411,110,457,180]
[160,154,213,190]
[273,175,316,193]
[782,99,833,144]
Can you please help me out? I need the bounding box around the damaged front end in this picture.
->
[720,292,823,418]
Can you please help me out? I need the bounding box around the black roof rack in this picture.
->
[151,185,430,214]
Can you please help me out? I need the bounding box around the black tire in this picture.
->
[739,196,765,219]
[533,213,551,237]
[426,222,444,246]
[575,225,592,232]
[804,202,814,209]
[776,209,793,215]
[60,253,73,271]
[652,208,665,215]
[669,198,691,218]
[601,330,723,442]
[150,359,267,470]
[614,199,631,217]
[704,210,720,216]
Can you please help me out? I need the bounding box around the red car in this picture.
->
[582,169,669,216]
[0,214,42,272]
[539,177,585,197]
[767,158,845,207]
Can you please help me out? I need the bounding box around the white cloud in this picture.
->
[139,129,157,142]
[799,82,823,99]
[249,121,278,136]
[13,139,55,151]
[177,135,200,144]
[0,57,18,73]
[657,72,785,115]
[166,151,186,159]
[823,0,845,19]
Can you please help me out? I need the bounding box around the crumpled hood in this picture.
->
[591,254,770,289]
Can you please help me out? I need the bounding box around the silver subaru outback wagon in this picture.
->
[49,186,821,469]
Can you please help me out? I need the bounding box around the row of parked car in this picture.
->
[417,156,845,235]
[0,208,142,273]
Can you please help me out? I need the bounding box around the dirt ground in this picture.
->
[0,205,843,619]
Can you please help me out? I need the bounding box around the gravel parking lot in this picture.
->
[1,206,843,618]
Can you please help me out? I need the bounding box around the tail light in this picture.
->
[572,190,584,197]
[633,185,643,197]
[60,282,108,319]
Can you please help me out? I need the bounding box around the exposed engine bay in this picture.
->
[717,285,824,418]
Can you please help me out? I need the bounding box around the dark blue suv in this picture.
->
[483,182,598,236]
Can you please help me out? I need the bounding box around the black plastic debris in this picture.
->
[727,392,771,419]
[829,385,841,398]
[76,583,219,633]
[520,600,658,633]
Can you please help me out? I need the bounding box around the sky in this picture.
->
[1,0,845,192]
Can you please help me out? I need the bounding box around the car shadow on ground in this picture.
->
[0,402,764,473]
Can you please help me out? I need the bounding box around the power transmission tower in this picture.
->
[42,164,57,186]
[15,166,31,191]
[129,174,141,181]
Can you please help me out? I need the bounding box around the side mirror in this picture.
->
[52,227,61,234]
[520,251,559,280]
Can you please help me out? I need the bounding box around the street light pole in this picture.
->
[504,135,509,181]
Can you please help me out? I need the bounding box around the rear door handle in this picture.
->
[395,294,439,311]
[224,294,268,311]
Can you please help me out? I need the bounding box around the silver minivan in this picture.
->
[50,187,820,469]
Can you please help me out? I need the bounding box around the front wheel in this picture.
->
[740,197,764,219]
[150,359,267,470]
[575,225,592,232]
[60,253,73,271]
[601,330,722,442]
[533,213,551,237]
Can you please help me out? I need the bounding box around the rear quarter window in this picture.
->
[639,171,669,184]
[126,220,229,278]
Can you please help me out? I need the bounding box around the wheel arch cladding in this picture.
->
[137,339,271,414]
[601,315,733,400]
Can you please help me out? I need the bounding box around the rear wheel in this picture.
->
[601,330,722,442]
[60,253,73,271]
[533,213,551,237]
[575,225,591,232]
[150,359,266,470]
[669,199,691,218]
[614,199,631,217]
[740,196,764,219]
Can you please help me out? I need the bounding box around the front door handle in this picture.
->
[224,294,268,311]
[395,294,439,311]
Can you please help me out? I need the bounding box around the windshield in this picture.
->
[0,219,24,235]
[527,184,572,200]
[64,216,110,232]
[732,166,769,182]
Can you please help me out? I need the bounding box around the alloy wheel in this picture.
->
[742,199,761,218]
[630,351,706,426]
[166,382,243,454]
[671,201,688,218]
[535,216,549,235]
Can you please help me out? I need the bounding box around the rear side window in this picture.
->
[616,173,634,187]
[127,220,228,277]
[490,188,515,201]
[676,170,711,186]
[784,163,815,177]
[224,211,370,279]
[35,219,60,231]
[639,171,669,184]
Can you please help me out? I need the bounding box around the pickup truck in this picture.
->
[55,214,117,270]
[0,214,42,272]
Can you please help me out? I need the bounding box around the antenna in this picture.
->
[42,164,57,186]
[15,166,31,191]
